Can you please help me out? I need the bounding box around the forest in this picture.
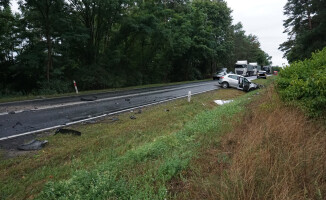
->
[0,0,271,95]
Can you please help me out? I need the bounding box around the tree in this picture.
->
[19,0,66,82]
[280,0,326,62]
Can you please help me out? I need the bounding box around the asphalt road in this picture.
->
[0,80,221,140]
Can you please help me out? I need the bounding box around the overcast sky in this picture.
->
[11,0,288,66]
[226,0,289,66]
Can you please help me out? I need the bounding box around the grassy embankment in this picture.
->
[172,49,326,199]
[0,85,251,199]
[171,85,325,199]
[0,79,210,104]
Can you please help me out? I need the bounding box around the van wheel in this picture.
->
[222,82,229,88]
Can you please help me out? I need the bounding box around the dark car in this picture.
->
[257,70,267,79]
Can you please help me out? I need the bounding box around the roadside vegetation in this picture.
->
[172,85,326,199]
[277,47,326,118]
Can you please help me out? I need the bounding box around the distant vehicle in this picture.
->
[234,60,255,77]
[257,70,267,79]
[262,66,272,74]
[218,74,260,92]
[212,68,227,80]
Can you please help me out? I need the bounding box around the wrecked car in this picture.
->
[218,74,260,92]
[237,76,260,91]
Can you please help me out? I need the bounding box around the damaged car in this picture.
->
[218,74,260,92]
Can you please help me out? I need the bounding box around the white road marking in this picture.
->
[0,88,217,141]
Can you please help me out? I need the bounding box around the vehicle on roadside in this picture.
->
[257,70,267,79]
[218,74,260,92]
[212,68,228,80]
[234,60,255,76]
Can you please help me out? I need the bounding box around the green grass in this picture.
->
[0,79,210,104]
[251,75,276,86]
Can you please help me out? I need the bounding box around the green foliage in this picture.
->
[0,0,271,95]
[272,66,282,72]
[276,47,326,117]
[280,0,326,63]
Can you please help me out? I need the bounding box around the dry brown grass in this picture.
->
[171,86,326,200]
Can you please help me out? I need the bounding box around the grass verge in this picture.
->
[0,88,251,199]
[171,84,326,199]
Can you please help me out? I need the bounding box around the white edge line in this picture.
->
[0,88,217,141]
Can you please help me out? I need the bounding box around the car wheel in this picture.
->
[222,82,229,88]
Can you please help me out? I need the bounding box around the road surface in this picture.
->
[0,81,223,141]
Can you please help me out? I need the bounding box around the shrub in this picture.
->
[276,47,326,117]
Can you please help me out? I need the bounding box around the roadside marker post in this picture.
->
[188,91,191,102]
[73,80,79,94]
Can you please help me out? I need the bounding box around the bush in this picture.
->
[276,47,326,117]
[34,80,73,95]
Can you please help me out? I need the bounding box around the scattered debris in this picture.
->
[137,109,142,114]
[255,92,260,95]
[70,116,87,121]
[8,111,15,114]
[12,122,22,128]
[214,100,234,105]
[55,128,81,136]
[130,110,134,113]
[130,115,136,120]
[82,120,96,125]
[112,117,119,122]
[17,139,48,151]
[115,102,119,105]
[80,96,97,101]
[165,109,170,112]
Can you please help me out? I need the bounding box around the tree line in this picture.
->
[0,0,271,95]
[280,0,326,63]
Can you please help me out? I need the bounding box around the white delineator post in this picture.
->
[73,80,78,94]
[188,91,191,102]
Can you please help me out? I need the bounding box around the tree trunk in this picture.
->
[46,32,52,82]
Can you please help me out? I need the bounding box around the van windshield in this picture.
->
[235,64,246,68]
